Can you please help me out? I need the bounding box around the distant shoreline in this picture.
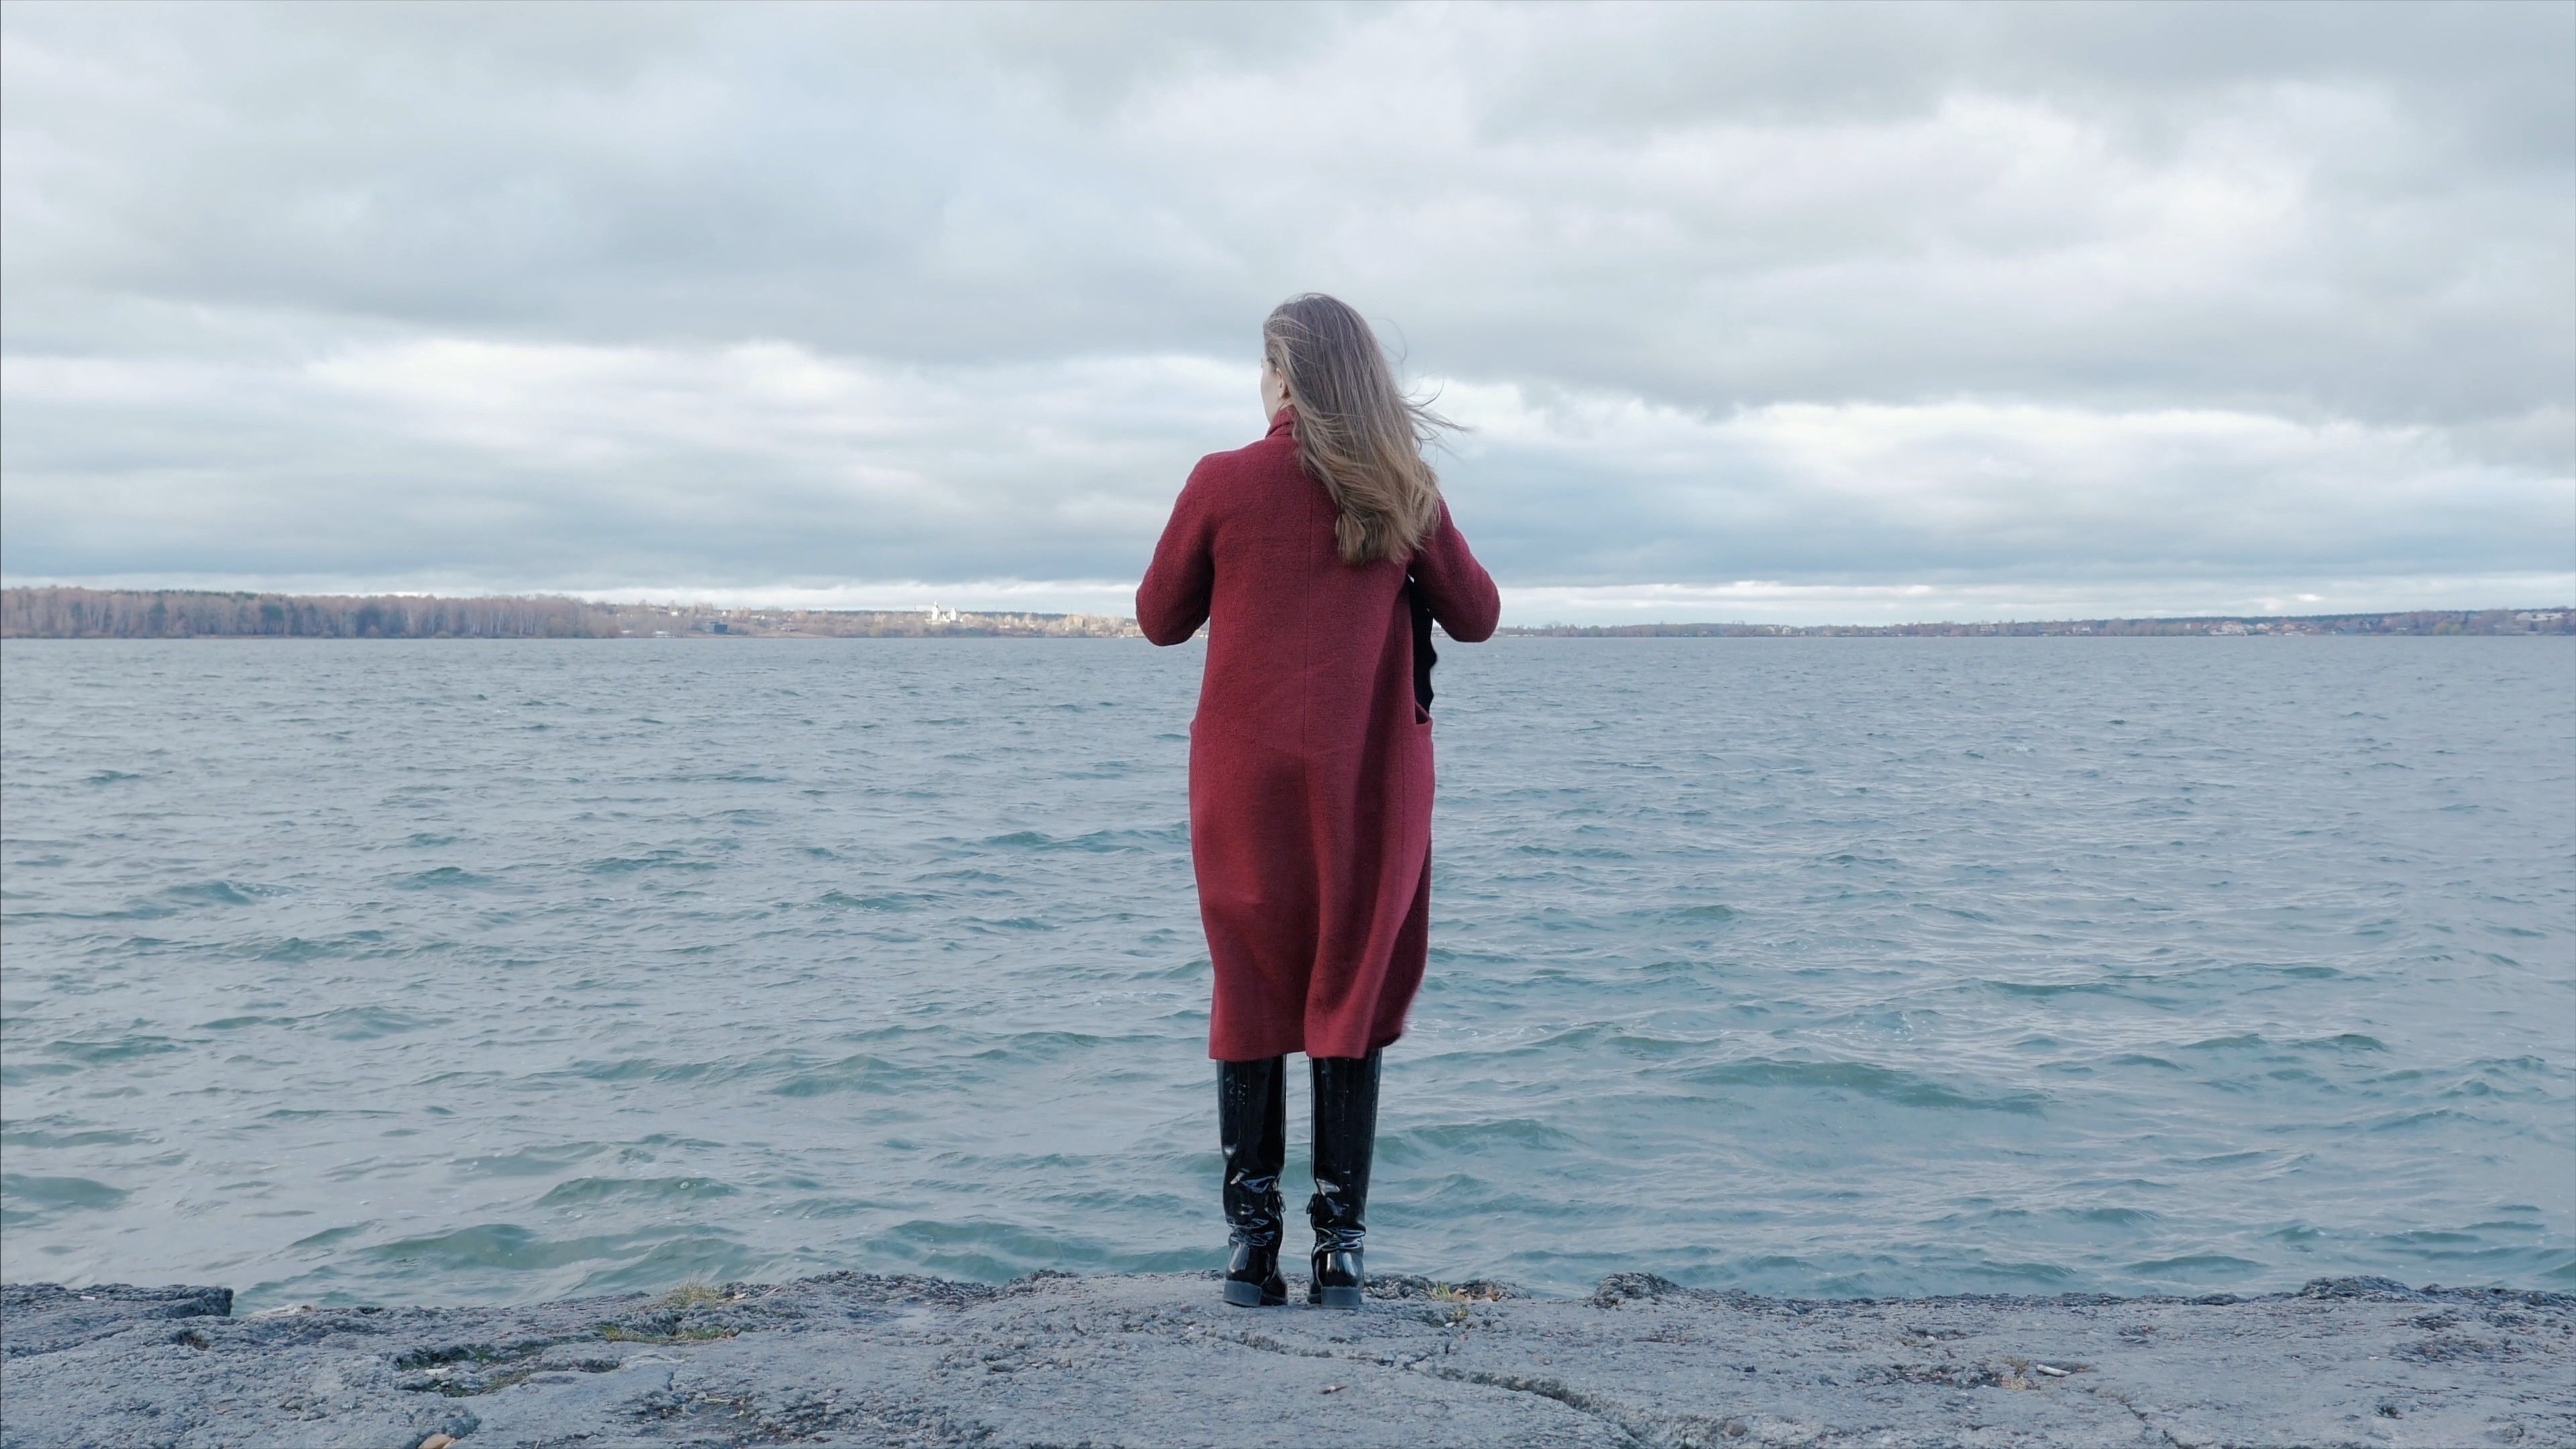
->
[1498,608,2572,637]
[0,586,1139,640]
[1,586,2567,639]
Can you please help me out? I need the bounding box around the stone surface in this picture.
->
[1,1272,2567,1448]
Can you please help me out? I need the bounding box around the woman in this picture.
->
[1137,293,1500,1309]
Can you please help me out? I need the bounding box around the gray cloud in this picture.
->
[2,1,2568,619]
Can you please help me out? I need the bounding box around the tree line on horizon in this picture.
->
[0,588,1138,639]
[2,588,623,639]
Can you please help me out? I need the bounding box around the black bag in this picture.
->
[1406,580,1438,716]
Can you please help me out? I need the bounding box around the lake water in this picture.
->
[2,637,2569,1310]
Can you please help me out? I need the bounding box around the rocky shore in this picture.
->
[1,1271,2565,1448]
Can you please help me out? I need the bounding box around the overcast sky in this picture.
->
[3,1,2569,623]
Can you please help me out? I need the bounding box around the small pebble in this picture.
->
[2033,1363,2068,1377]
[1320,1383,1345,1394]
[419,1436,457,1449]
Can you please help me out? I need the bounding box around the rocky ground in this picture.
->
[1,1271,2565,1448]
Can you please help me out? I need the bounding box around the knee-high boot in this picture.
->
[1307,1049,1381,1309]
[1217,1055,1289,1307]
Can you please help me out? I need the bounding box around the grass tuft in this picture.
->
[659,1279,731,1309]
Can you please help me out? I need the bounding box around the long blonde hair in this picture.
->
[1264,294,1455,566]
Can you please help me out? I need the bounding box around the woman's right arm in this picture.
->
[1136,463,1215,646]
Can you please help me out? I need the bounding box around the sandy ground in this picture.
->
[1,1271,2566,1448]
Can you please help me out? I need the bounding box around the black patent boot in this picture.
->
[1307,1049,1381,1309]
[1218,1055,1289,1307]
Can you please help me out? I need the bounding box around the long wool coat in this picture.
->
[1138,409,1500,1061]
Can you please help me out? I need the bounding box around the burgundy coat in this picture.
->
[1138,409,1500,1061]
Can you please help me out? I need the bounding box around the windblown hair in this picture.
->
[1264,293,1456,566]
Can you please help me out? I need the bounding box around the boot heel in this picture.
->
[1318,1284,1363,1310]
[1222,1279,1269,1307]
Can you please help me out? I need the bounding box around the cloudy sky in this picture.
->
[3,1,2569,623]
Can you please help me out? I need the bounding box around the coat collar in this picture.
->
[1267,407,1296,438]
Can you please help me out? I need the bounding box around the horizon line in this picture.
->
[2,584,2569,636]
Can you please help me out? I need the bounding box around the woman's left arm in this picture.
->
[1408,498,1501,643]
